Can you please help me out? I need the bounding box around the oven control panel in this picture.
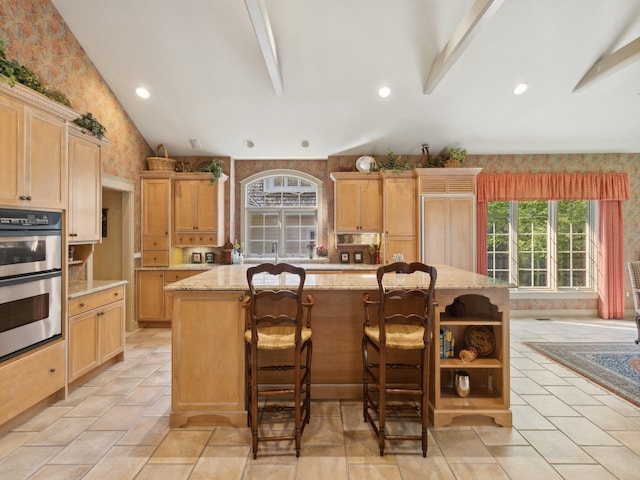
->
[0,209,62,231]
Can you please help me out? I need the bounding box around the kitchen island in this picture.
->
[166,264,512,428]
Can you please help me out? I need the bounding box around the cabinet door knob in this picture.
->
[50,367,56,373]
[80,302,85,307]
[114,292,119,296]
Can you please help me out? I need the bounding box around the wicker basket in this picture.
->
[443,159,461,168]
[147,144,177,171]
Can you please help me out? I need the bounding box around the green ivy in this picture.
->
[0,38,71,106]
[73,112,107,140]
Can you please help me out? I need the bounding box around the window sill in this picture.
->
[508,288,597,300]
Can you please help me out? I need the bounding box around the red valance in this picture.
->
[477,173,630,202]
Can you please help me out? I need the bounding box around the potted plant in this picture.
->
[375,151,415,173]
[200,158,224,184]
[443,147,466,168]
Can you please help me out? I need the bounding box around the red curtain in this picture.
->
[476,173,630,318]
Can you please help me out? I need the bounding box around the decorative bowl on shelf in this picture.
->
[464,326,495,356]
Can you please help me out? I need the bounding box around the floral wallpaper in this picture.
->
[0,0,152,280]
[2,1,639,315]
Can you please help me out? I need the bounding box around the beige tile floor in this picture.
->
[1,317,640,479]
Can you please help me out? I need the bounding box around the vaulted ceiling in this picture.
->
[52,0,640,159]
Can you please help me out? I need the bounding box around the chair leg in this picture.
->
[295,351,301,458]
[362,337,368,422]
[421,346,429,458]
[636,314,640,345]
[250,344,259,459]
[378,346,385,456]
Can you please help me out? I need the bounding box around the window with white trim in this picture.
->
[243,172,321,259]
[487,200,596,290]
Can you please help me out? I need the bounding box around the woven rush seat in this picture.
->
[244,325,312,350]
[364,324,425,349]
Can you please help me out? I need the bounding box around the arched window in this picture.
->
[241,170,323,259]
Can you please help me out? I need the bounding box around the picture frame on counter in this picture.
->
[353,251,363,263]
[205,252,215,263]
[192,252,202,263]
[340,252,350,264]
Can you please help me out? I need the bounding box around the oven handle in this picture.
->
[0,269,62,288]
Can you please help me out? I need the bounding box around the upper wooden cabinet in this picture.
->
[173,174,226,246]
[331,172,382,233]
[68,125,106,243]
[0,84,76,208]
[383,171,417,263]
[141,173,171,267]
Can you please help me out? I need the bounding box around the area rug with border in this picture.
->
[524,342,640,408]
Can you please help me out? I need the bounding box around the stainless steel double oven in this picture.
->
[0,208,62,362]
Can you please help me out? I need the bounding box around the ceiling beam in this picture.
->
[424,0,505,94]
[573,36,640,92]
[245,0,284,96]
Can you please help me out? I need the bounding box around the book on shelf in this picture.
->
[440,328,455,359]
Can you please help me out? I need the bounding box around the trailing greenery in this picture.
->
[0,38,71,106]
[73,112,107,139]
[374,151,415,172]
[200,158,224,184]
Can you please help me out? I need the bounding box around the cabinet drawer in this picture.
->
[174,234,219,246]
[142,251,170,267]
[69,285,125,316]
[143,236,169,250]
[164,270,200,283]
[0,340,65,426]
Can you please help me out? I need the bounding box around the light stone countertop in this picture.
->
[138,262,378,272]
[68,279,128,298]
[164,264,510,292]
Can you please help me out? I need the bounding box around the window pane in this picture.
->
[486,201,510,281]
[517,201,548,287]
[247,212,280,255]
[557,200,588,288]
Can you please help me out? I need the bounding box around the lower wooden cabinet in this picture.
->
[170,290,247,427]
[136,269,201,325]
[68,284,125,383]
[0,340,66,428]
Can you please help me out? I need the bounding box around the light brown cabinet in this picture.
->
[136,270,165,323]
[136,269,201,325]
[170,290,247,427]
[418,169,481,272]
[0,340,66,428]
[331,172,383,233]
[141,174,171,267]
[68,126,104,243]
[68,284,125,383]
[173,175,225,246]
[383,172,417,263]
[0,84,75,208]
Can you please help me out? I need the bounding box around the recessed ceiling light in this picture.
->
[244,140,255,148]
[378,86,391,98]
[136,87,150,99]
[513,83,528,95]
[301,140,310,148]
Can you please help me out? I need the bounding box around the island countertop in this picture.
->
[164,264,509,292]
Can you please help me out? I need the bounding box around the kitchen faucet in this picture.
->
[271,241,278,264]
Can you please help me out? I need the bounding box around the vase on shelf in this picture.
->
[454,370,470,398]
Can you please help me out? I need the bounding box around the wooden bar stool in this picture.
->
[362,261,437,457]
[245,263,314,459]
